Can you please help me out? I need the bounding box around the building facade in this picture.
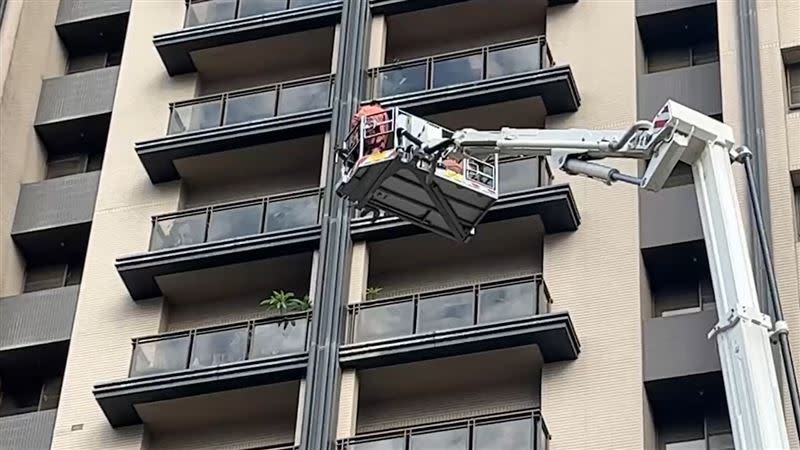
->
[0,0,798,449]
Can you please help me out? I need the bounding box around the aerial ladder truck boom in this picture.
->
[336,100,797,448]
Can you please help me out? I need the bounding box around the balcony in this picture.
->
[636,0,715,17]
[94,313,310,427]
[116,188,323,300]
[55,0,131,51]
[34,66,119,154]
[11,171,100,260]
[0,410,57,450]
[154,0,342,76]
[338,410,549,450]
[366,36,579,116]
[637,62,721,120]
[0,286,79,354]
[340,276,579,369]
[371,0,576,15]
[136,75,334,183]
[351,157,579,241]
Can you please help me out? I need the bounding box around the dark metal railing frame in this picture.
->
[183,0,338,28]
[128,311,313,377]
[366,35,554,99]
[336,409,549,449]
[345,274,551,344]
[149,187,324,251]
[167,73,335,135]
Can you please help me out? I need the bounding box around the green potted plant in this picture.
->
[365,286,383,301]
[260,290,312,328]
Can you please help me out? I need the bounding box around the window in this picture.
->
[0,375,63,417]
[45,153,103,179]
[23,262,83,293]
[646,41,719,74]
[788,62,800,110]
[643,240,715,318]
[66,49,123,74]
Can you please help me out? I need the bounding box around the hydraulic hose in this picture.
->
[739,148,800,438]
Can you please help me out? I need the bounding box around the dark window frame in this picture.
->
[787,61,800,110]
[646,41,720,74]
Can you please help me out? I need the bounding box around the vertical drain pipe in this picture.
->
[736,0,800,438]
[300,0,369,449]
[736,0,770,306]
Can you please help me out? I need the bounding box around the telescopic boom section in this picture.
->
[335,100,792,448]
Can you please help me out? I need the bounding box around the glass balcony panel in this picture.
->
[537,419,548,450]
[238,0,288,18]
[410,428,468,450]
[351,438,405,450]
[474,418,533,450]
[416,291,474,333]
[431,53,482,89]
[499,158,542,195]
[478,281,536,324]
[130,336,191,377]
[189,327,248,369]
[290,0,331,7]
[374,64,427,98]
[185,0,237,27]
[265,194,319,233]
[250,318,308,359]
[168,100,222,134]
[355,301,414,342]
[150,212,207,251]
[487,43,541,79]
[224,90,277,126]
[277,80,330,116]
[207,203,263,242]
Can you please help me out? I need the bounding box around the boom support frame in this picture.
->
[335,100,794,448]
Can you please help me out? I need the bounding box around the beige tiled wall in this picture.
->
[0,0,66,297]
[754,1,800,445]
[542,1,644,449]
[51,0,196,448]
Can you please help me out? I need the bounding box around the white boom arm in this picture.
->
[441,101,789,448]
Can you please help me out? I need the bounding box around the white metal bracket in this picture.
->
[708,304,773,340]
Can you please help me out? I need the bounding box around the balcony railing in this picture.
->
[128,312,311,378]
[167,74,334,135]
[149,188,323,251]
[337,409,549,450]
[366,36,554,99]
[184,0,335,28]
[346,276,550,344]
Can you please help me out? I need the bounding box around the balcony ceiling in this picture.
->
[154,2,341,76]
[95,359,307,427]
[136,381,299,433]
[359,345,542,401]
[384,0,546,62]
[175,135,324,191]
[156,252,313,304]
[192,28,334,84]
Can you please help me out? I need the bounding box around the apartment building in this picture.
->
[0,0,797,449]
